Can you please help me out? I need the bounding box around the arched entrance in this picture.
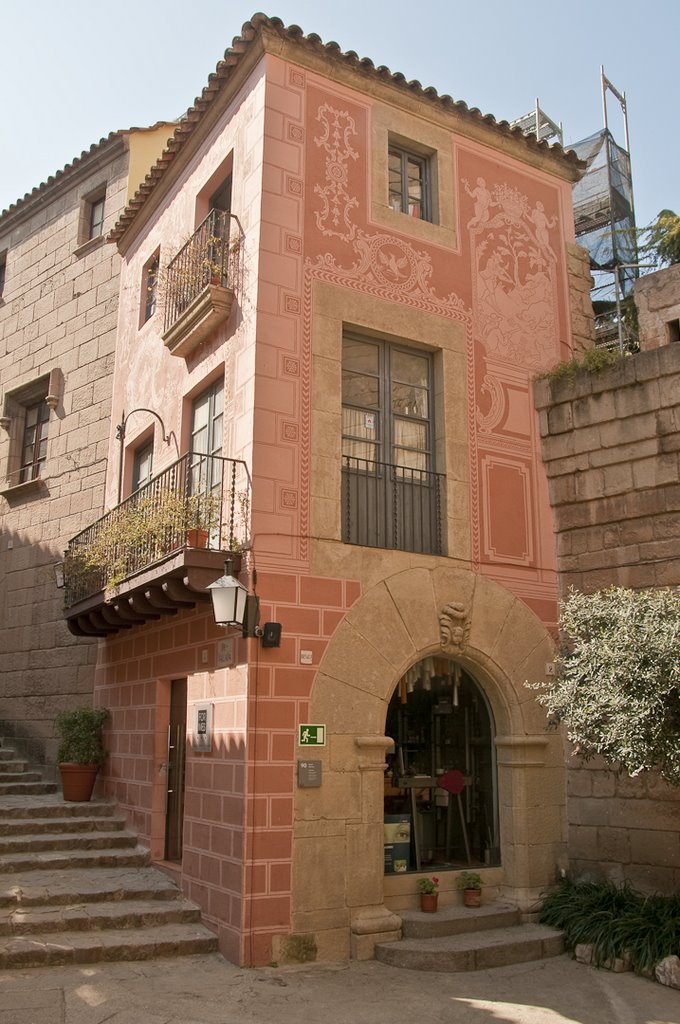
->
[384,657,499,876]
[290,566,566,961]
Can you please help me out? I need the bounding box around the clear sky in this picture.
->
[2,0,677,230]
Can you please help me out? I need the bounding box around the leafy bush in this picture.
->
[539,879,680,973]
[528,587,680,784]
[56,707,110,766]
[535,346,622,386]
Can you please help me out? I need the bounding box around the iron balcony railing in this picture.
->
[164,209,239,334]
[342,455,445,555]
[64,452,250,607]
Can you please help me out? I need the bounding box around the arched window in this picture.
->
[384,657,500,875]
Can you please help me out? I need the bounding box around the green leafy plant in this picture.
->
[641,209,680,267]
[56,707,110,766]
[417,876,440,894]
[527,586,680,784]
[456,871,482,891]
[539,879,680,973]
[535,346,622,386]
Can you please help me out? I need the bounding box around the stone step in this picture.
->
[375,923,565,972]
[0,921,218,968]
[0,796,116,819]
[0,896,202,936]
[0,866,180,908]
[0,773,43,785]
[399,901,521,940]
[0,814,125,837]
[0,750,17,761]
[0,783,58,796]
[0,762,28,774]
[0,844,149,874]
[0,829,138,856]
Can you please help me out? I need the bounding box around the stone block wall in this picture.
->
[534,342,680,892]
[0,138,129,766]
[534,343,680,594]
[634,263,680,351]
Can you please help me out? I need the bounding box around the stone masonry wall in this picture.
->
[0,139,128,767]
[634,262,680,351]
[534,343,680,892]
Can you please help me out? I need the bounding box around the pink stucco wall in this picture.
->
[96,47,578,965]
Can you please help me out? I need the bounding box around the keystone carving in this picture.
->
[439,602,470,651]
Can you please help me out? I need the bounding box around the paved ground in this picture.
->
[0,952,677,1024]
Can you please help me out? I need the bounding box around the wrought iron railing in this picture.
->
[163,210,239,334]
[64,452,250,606]
[342,456,444,555]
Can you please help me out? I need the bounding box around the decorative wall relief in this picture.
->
[313,103,359,241]
[439,602,470,652]
[305,229,468,319]
[464,179,559,369]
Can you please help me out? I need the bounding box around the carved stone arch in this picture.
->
[292,566,565,962]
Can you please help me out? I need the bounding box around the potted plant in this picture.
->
[457,870,482,907]
[56,707,110,802]
[417,875,440,913]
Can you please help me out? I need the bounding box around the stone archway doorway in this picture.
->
[384,656,499,877]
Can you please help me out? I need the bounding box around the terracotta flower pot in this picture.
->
[463,888,482,908]
[59,763,100,802]
[186,528,209,548]
[420,892,438,913]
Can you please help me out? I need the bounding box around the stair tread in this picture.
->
[387,923,563,952]
[0,845,149,872]
[0,816,125,833]
[400,900,519,924]
[0,922,218,963]
[0,796,116,817]
[0,896,201,932]
[0,865,180,903]
[0,828,135,845]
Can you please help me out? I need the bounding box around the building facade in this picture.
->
[0,125,170,767]
[60,16,592,965]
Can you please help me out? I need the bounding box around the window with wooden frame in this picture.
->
[388,145,431,222]
[0,371,62,493]
[0,252,6,300]
[132,439,154,492]
[341,334,443,554]
[88,194,106,239]
[141,249,160,325]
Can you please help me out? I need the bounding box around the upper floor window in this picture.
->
[388,146,431,222]
[141,250,160,325]
[20,400,50,483]
[89,195,106,239]
[132,440,154,492]
[342,334,443,554]
[0,252,6,299]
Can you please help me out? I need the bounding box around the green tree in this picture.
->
[642,209,680,267]
[528,587,680,784]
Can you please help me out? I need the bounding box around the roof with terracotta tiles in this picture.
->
[110,12,584,244]
[0,123,174,227]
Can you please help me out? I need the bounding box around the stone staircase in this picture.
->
[0,740,218,968]
[376,901,564,972]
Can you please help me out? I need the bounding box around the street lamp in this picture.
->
[207,560,281,645]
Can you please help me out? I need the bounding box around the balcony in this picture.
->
[162,210,239,358]
[63,452,249,637]
[342,456,445,555]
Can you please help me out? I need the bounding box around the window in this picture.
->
[190,379,224,496]
[388,146,430,221]
[342,335,442,553]
[0,252,6,300]
[19,401,49,482]
[666,318,680,344]
[132,440,153,492]
[141,250,160,325]
[88,195,105,239]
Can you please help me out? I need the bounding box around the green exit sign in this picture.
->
[298,724,326,747]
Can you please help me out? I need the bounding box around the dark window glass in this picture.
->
[19,401,49,482]
[132,441,153,492]
[143,254,159,323]
[89,196,105,239]
[388,147,430,221]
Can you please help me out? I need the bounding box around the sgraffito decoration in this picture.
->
[464,178,560,369]
[313,103,359,241]
[305,229,468,319]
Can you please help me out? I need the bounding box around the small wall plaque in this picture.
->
[297,759,322,788]
[191,702,213,753]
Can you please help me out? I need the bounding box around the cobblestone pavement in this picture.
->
[0,952,677,1024]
